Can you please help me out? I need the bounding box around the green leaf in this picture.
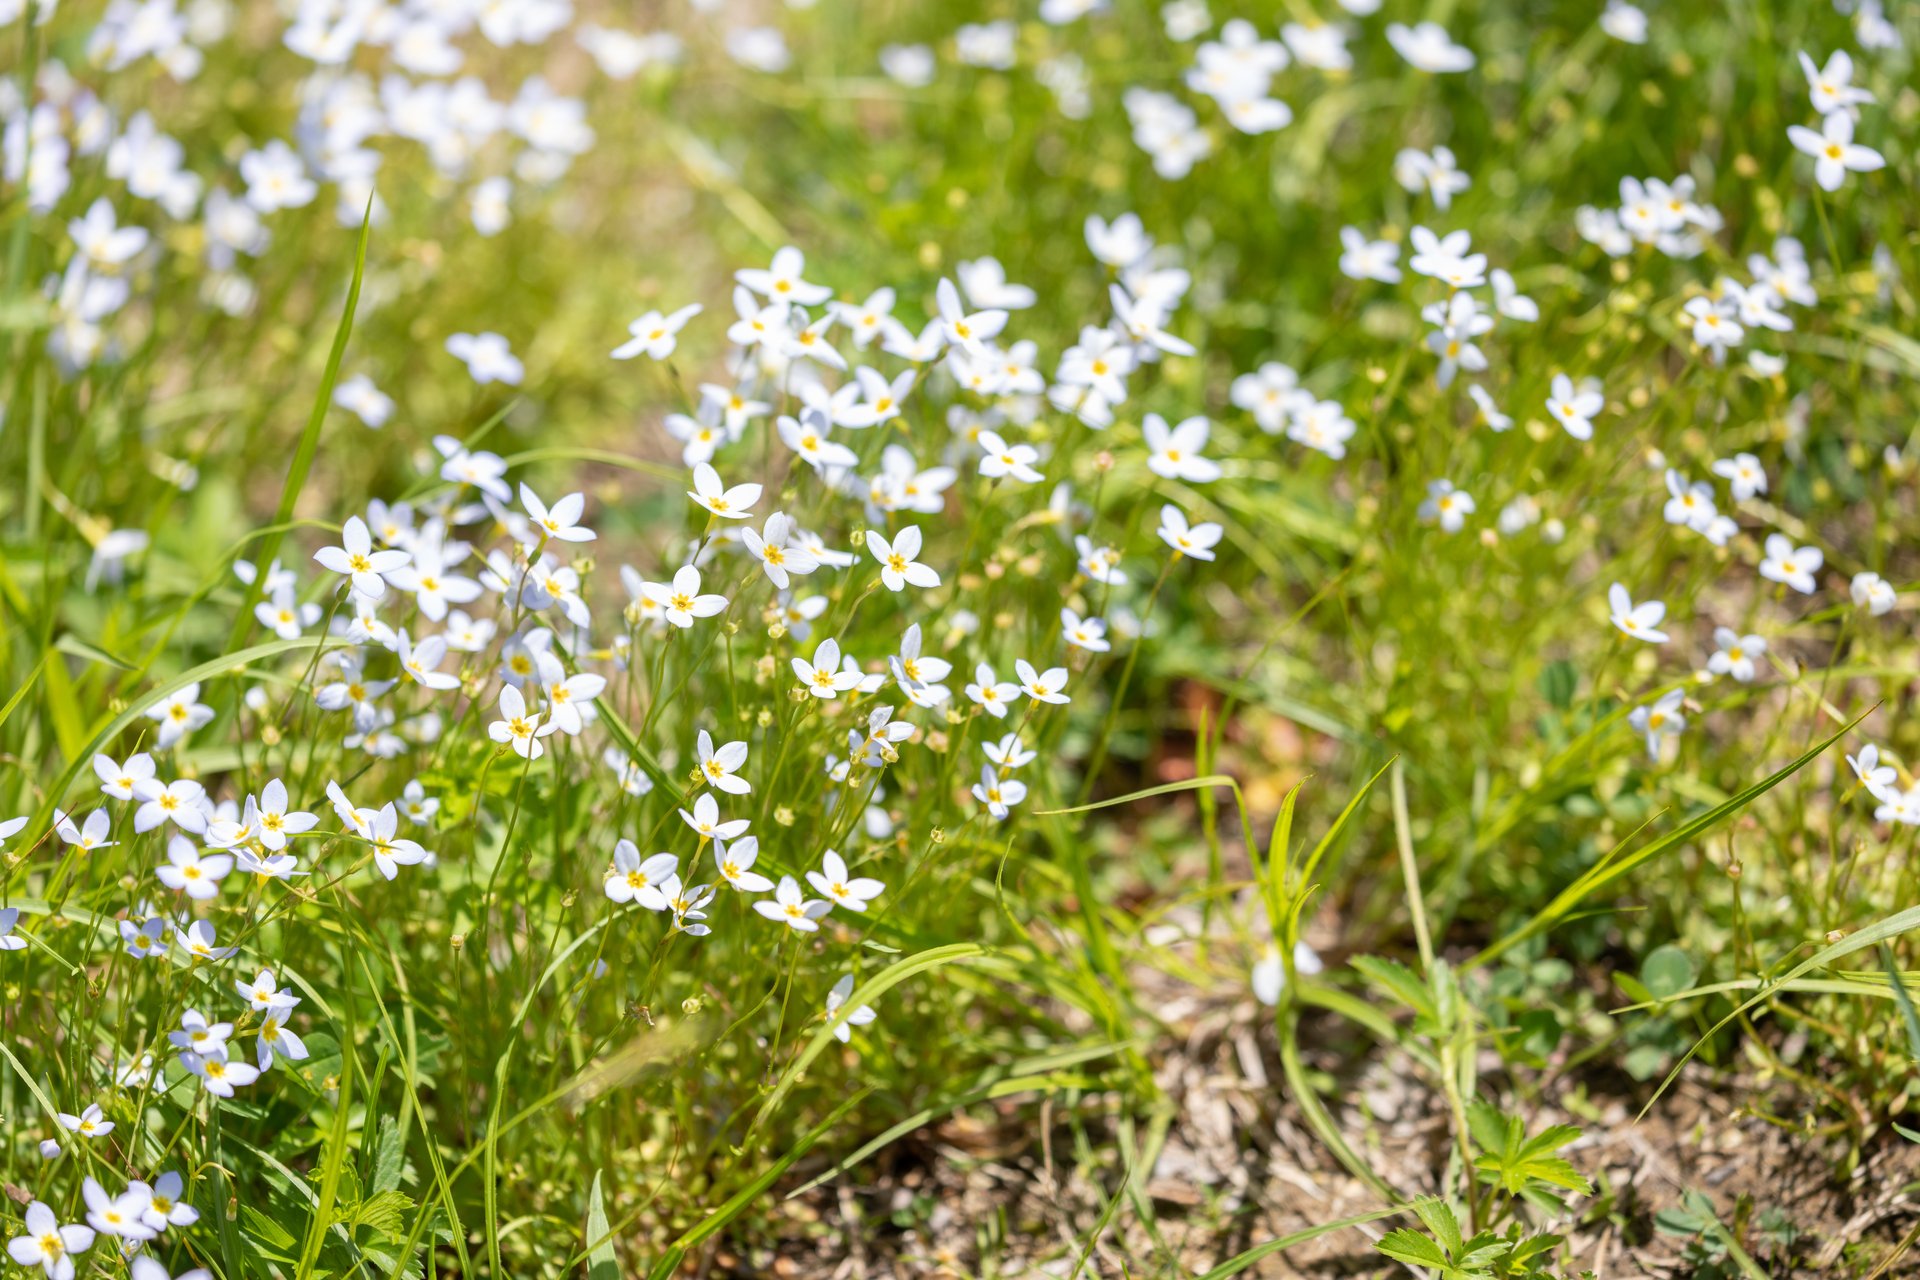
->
[53,632,136,671]
[1537,659,1578,709]
[1350,955,1441,1028]
[240,1205,299,1255]
[1470,709,1869,971]
[1880,945,1920,1061]
[1035,773,1241,816]
[585,1171,618,1280]
[1411,1198,1463,1256]
[1640,945,1696,999]
[371,1115,406,1196]
[227,204,373,653]
[1376,1228,1451,1270]
[347,1190,412,1238]
[1193,1204,1418,1280]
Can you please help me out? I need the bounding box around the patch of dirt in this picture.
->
[760,979,1920,1279]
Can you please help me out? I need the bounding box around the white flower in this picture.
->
[1545,373,1603,441]
[1711,452,1768,501]
[1338,227,1401,283]
[792,638,862,699]
[1607,583,1668,644]
[1798,50,1874,117]
[825,974,878,1044]
[1758,533,1822,594]
[984,733,1037,770]
[736,245,831,305]
[488,684,554,760]
[1015,660,1070,705]
[144,683,215,749]
[445,332,524,385]
[1600,0,1648,44]
[605,840,678,905]
[156,835,231,899]
[81,1177,152,1243]
[687,462,762,520]
[1662,470,1718,532]
[314,516,410,600]
[713,836,773,893]
[696,730,751,795]
[185,1052,260,1098]
[611,303,701,360]
[971,766,1028,820]
[54,809,115,854]
[1851,570,1896,616]
[1787,111,1885,192]
[1142,413,1220,482]
[133,777,208,834]
[1849,744,1899,801]
[965,664,1020,719]
[1418,479,1476,533]
[977,430,1043,483]
[806,849,884,912]
[7,1201,96,1280]
[866,526,940,592]
[366,803,427,880]
[742,512,820,589]
[56,1103,114,1139]
[1467,385,1511,432]
[1061,608,1110,652]
[1491,269,1538,322]
[1683,295,1744,360]
[179,920,236,961]
[520,484,595,543]
[333,374,393,428]
[1385,21,1474,72]
[753,874,832,932]
[1157,504,1222,560]
[679,793,750,842]
[1251,941,1324,1005]
[1627,690,1687,760]
[1707,629,1766,682]
[935,276,1007,358]
[641,565,728,629]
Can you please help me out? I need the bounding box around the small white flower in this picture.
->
[824,974,877,1044]
[753,874,832,932]
[1851,570,1896,616]
[806,849,884,912]
[1157,505,1222,560]
[696,730,751,795]
[866,526,940,592]
[611,303,701,360]
[1787,110,1885,192]
[1607,583,1668,644]
[1627,690,1687,760]
[1758,533,1822,594]
[1545,373,1603,441]
[1418,479,1476,533]
[1707,629,1766,682]
[687,462,762,520]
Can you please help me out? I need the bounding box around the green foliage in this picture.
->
[3,0,1920,1274]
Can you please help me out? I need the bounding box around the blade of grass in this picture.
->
[1640,902,1920,1119]
[1469,710,1869,971]
[644,1088,871,1280]
[227,204,372,654]
[1195,1203,1424,1280]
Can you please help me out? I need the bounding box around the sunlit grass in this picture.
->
[3,0,1919,1275]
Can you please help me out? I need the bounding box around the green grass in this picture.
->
[3,0,1920,1275]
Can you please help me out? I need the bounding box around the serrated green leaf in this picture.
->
[1350,955,1440,1026]
[1376,1228,1451,1270]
